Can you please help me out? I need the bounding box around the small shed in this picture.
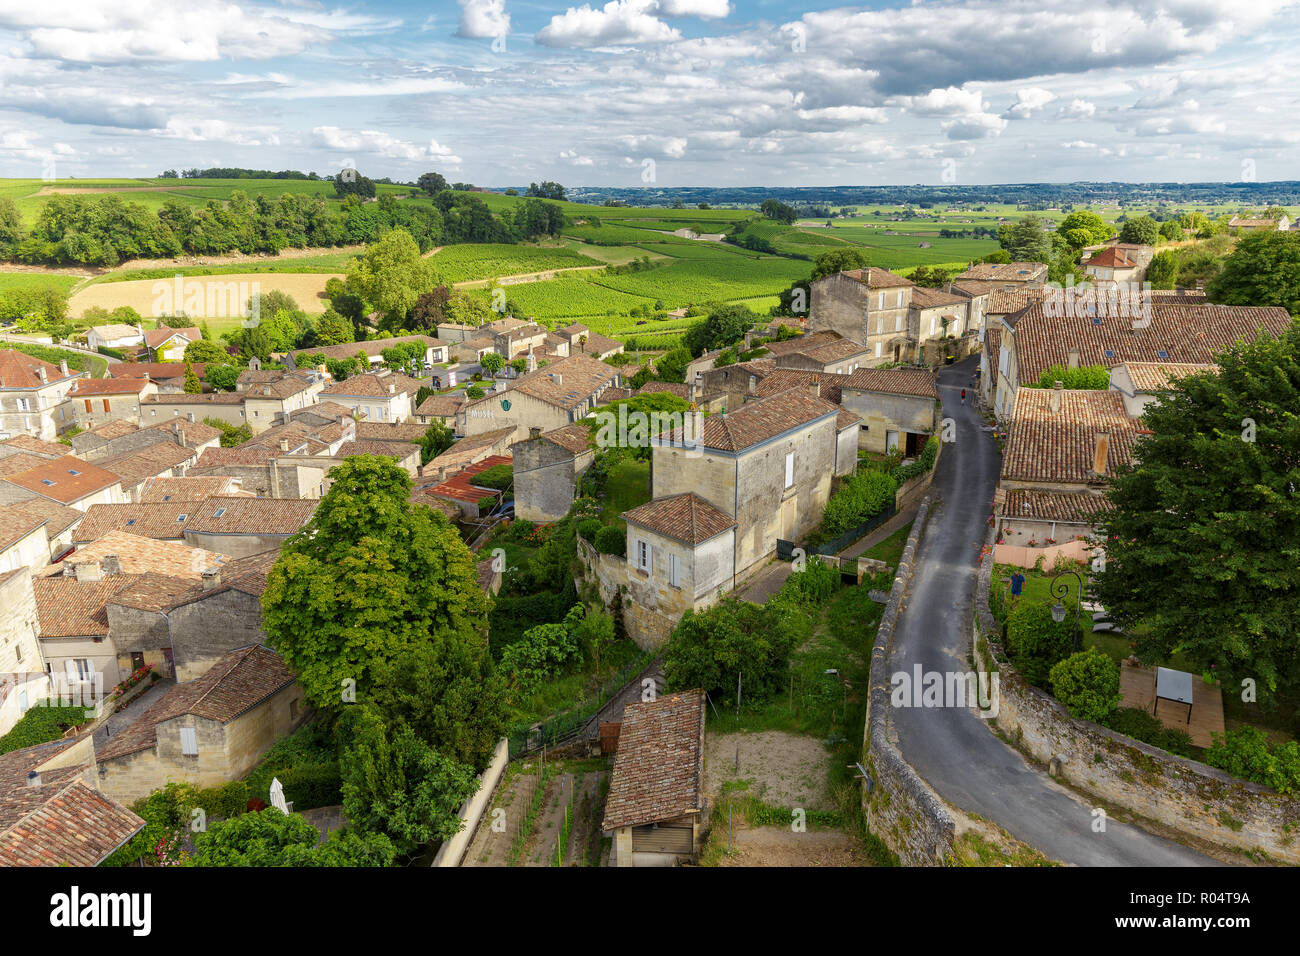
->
[601,689,706,867]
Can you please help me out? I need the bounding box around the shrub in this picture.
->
[891,436,940,484]
[663,598,799,704]
[1005,600,1075,687]
[500,604,587,692]
[1103,707,1194,757]
[782,559,840,605]
[243,721,342,812]
[1030,364,1110,390]
[466,384,486,399]
[0,704,89,755]
[577,517,603,543]
[472,464,513,492]
[820,468,897,537]
[1205,728,1300,794]
[593,525,625,556]
[1049,648,1120,722]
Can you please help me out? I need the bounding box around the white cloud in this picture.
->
[903,86,987,117]
[656,0,730,18]
[559,149,595,166]
[1062,140,1097,148]
[535,0,680,48]
[1004,87,1056,119]
[941,113,1007,140]
[164,117,280,147]
[311,127,462,164]
[457,0,509,39]
[1058,98,1097,119]
[615,133,687,157]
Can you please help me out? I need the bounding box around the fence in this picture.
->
[506,648,657,758]
[813,502,898,556]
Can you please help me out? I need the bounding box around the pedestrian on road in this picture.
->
[960,388,966,405]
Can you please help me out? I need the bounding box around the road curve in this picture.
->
[888,356,1215,866]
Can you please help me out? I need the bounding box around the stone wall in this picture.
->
[861,496,960,864]
[434,738,510,867]
[973,527,1300,862]
[577,537,677,651]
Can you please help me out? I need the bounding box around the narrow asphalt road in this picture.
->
[888,356,1215,866]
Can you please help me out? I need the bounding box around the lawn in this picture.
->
[599,458,651,531]
[0,272,83,295]
[857,521,913,569]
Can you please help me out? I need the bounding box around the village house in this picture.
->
[908,286,974,360]
[1228,214,1291,232]
[319,370,420,423]
[0,568,46,724]
[179,496,317,557]
[98,441,199,502]
[139,475,245,503]
[414,392,465,427]
[1082,245,1151,283]
[71,417,222,463]
[107,362,208,393]
[839,367,940,456]
[73,501,197,547]
[33,567,134,692]
[84,323,144,352]
[142,391,249,430]
[1108,361,1214,418]
[284,334,449,370]
[0,455,125,511]
[554,323,624,362]
[335,439,421,476]
[95,644,308,805]
[420,455,512,518]
[770,335,872,375]
[947,278,995,336]
[67,376,158,430]
[237,368,327,426]
[0,735,144,866]
[954,261,1048,290]
[511,424,595,522]
[0,499,81,571]
[456,354,622,442]
[491,321,548,359]
[602,689,707,867]
[144,326,201,362]
[809,267,915,365]
[0,351,82,441]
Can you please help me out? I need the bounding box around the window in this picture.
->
[877,293,884,309]
[177,514,188,522]
[16,397,29,412]
[14,644,21,663]
[636,539,651,572]
[875,342,882,357]
[179,727,198,756]
[73,659,93,681]
[213,508,226,518]
[784,452,794,489]
[131,652,144,670]
[84,399,92,413]
[895,315,902,332]
[40,479,55,487]
[102,399,110,413]
[669,554,681,588]
[67,469,80,476]
[897,291,904,307]
[1156,349,1169,359]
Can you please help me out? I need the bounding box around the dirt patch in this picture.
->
[68,272,343,318]
[704,730,833,811]
[713,826,867,866]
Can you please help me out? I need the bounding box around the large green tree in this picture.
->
[344,228,436,328]
[188,809,397,867]
[1093,325,1300,702]
[1207,231,1300,317]
[1056,210,1112,253]
[1118,215,1159,245]
[261,456,490,711]
[998,214,1052,262]
[683,303,756,357]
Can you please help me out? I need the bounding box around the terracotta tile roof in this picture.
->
[602,690,706,831]
[80,419,139,441]
[751,369,852,405]
[950,279,997,297]
[983,327,1002,371]
[193,446,276,469]
[416,393,466,418]
[909,287,969,309]
[0,350,75,390]
[424,455,512,504]
[107,571,200,612]
[285,334,443,363]
[836,408,863,430]
[97,645,297,762]
[1,435,66,458]
[1,455,120,505]
[841,367,939,400]
[243,376,313,400]
[1001,388,1138,484]
[986,288,1046,314]
[34,575,135,636]
[68,377,152,397]
[494,355,621,411]
[623,493,736,545]
[338,440,419,461]
[998,489,1113,524]
[142,417,224,445]
[957,262,1048,282]
[1086,247,1140,269]
[99,442,197,484]
[1013,303,1292,385]
[560,327,623,357]
[0,453,47,478]
[665,388,839,453]
[792,338,872,365]
[144,326,200,349]
[0,499,80,551]
[839,267,914,289]
[164,549,280,608]
[321,371,420,397]
[296,401,356,423]
[184,496,316,536]
[634,382,691,400]
[355,422,429,443]
[63,530,227,581]
[599,386,632,403]
[139,475,242,502]
[143,391,245,406]
[1115,361,1214,392]
[110,361,208,380]
[426,427,516,473]
[537,424,593,456]
[75,503,194,543]
[0,741,142,866]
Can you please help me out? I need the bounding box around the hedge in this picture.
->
[0,704,89,755]
[593,525,625,556]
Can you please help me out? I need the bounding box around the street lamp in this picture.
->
[1049,569,1083,653]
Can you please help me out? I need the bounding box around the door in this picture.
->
[780,495,798,542]
[886,431,899,453]
[162,648,174,678]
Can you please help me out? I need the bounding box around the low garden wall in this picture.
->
[433,737,510,867]
[861,496,961,864]
[993,538,1092,569]
[973,528,1300,862]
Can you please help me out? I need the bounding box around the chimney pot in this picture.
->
[1093,432,1110,477]
[59,360,68,376]
[102,554,121,576]
[529,427,541,440]
[279,439,289,452]
[202,567,222,590]
[186,412,195,423]
[75,561,103,583]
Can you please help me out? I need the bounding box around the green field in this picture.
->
[0,272,83,294]
[427,243,601,283]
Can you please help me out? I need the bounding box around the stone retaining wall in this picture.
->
[974,528,1300,862]
[861,496,960,864]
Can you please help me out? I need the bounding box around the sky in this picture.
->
[1,0,1298,188]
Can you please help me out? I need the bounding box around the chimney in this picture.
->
[279,439,290,452]
[102,554,121,576]
[59,359,68,376]
[1093,432,1110,477]
[201,567,222,591]
[747,374,757,395]
[37,367,47,383]
[689,382,699,405]
[810,380,821,398]
[186,412,195,423]
[437,465,447,481]
[172,422,180,437]
[25,771,39,788]
[388,383,395,395]
[1050,381,1063,414]
[1067,347,1080,369]
[529,426,541,440]
[75,561,103,583]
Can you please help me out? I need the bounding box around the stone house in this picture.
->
[142,391,250,430]
[421,455,512,518]
[1108,361,1213,418]
[144,326,201,362]
[67,376,158,429]
[0,499,81,568]
[336,439,421,477]
[73,501,196,547]
[0,455,125,512]
[72,417,221,462]
[456,354,621,443]
[511,424,594,523]
[771,337,872,375]
[603,690,706,867]
[492,322,548,359]
[954,262,1048,290]
[0,735,144,866]
[908,287,973,355]
[1082,244,1152,283]
[238,370,327,427]
[285,334,449,369]
[99,441,199,502]
[320,371,419,423]
[0,350,82,441]
[181,496,317,557]
[95,644,307,805]
[809,267,915,365]
[414,392,465,427]
[948,279,994,337]
[109,362,208,393]
[554,323,624,362]
[0,567,45,692]
[85,323,144,351]
[839,367,939,456]
[1228,214,1291,232]
[34,566,133,693]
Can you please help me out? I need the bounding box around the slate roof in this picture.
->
[998,489,1114,524]
[1011,302,1292,385]
[97,645,297,762]
[841,367,939,399]
[1001,388,1138,484]
[602,690,706,831]
[662,388,838,453]
[623,493,736,546]
[0,740,143,867]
